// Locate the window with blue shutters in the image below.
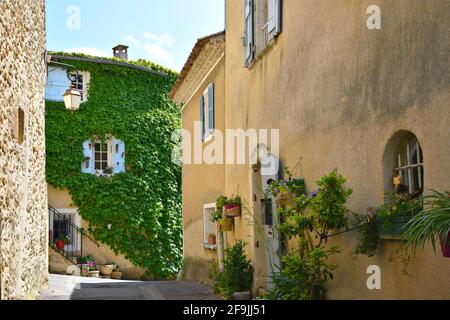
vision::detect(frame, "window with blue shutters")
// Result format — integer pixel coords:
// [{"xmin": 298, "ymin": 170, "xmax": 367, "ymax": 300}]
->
[{"xmin": 82, "ymin": 137, "xmax": 125, "ymax": 175}]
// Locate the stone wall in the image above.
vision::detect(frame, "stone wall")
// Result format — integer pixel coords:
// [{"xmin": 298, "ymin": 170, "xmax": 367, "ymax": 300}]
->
[{"xmin": 0, "ymin": 0, "xmax": 48, "ymax": 300}]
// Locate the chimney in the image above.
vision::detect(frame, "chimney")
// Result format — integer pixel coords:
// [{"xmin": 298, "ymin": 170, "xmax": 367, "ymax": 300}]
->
[{"xmin": 112, "ymin": 45, "xmax": 129, "ymax": 60}]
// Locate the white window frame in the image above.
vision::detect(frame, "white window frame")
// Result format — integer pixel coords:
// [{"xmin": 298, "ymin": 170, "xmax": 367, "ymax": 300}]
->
[
  {"xmin": 70, "ymin": 71, "xmax": 90, "ymax": 102},
  {"xmin": 203, "ymin": 203, "xmax": 218, "ymax": 250},
  {"xmin": 92, "ymin": 139, "xmax": 115, "ymax": 175},
  {"xmin": 395, "ymin": 138, "xmax": 424, "ymax": 195}
]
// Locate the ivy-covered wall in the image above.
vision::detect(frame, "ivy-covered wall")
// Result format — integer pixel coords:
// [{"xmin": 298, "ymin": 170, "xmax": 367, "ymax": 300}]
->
[{"xmin": 45, "ymin": 55, "xmax": 182, "ymax": 278}]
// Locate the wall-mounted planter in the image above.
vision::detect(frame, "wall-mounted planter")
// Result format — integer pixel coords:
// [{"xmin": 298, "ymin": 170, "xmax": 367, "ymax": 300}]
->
[
  {"xmin": 441, "ymin": 231, "xmax": 450, "ymax": 258},
  {"xmin": 220, "ymin": 218, "xmax": 233, "ymax": 232},
  {"xmin": 376, "ymin": 216, "xmax": 412, "ymax": 240},
  {"xmin": 225, "ymin": 204, "xmax": 242, "ymax": 218}
]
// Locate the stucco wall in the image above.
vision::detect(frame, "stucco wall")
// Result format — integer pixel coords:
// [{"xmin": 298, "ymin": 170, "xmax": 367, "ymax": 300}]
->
[
  {"xmin": 0, "ymin": 0, "xmax": 48, "ymax": 300},
  {"xmin": 182, "ymin": 58, "xmax": 226, "ymax": 284},
  {"xmin": 223, "ymin": 0, "xmax": 450, "ymax": 299}
]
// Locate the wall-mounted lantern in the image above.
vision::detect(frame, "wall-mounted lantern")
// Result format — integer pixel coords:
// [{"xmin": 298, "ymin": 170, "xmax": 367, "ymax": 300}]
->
[{"xmin": 64, "ymin": 84, "xmax": 82, "ymax": 111}]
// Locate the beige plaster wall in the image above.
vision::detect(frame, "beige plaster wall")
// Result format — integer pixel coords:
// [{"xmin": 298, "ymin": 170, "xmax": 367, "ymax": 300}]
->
[
  {"xmin": 223, "ymin": 0, "xmax": 450, "ymax": 299},
  {"xmin": 181, "ymin": 58, "xmax": 226, "ymax": 284},
  {"xmin": 0, "ymin": 0, "xmax": 48, "ymax": 300}
]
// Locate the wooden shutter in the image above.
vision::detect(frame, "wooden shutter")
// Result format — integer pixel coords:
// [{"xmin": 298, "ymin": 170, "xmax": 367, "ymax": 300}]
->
[
  {"xmin": 268, "ymin": 0, "xmax": 282, "ymax": 38},
  {"xmin": 244, "ymin": 0, "xmax": 254, "ymax": 64},
  {"xmin": 113, "ymin": 139, "xmax": 126, "ymax": 174},
  {"xmin": 208, "ymin": 83, "xmax": 215, "ymax": 133},
  {"xmin": 200, "ymin": 95, "xmax": 205, "ymax": 140},
  {"xmin": 81, "ymin": 140, "xmax": 94, "ymax": 174}
]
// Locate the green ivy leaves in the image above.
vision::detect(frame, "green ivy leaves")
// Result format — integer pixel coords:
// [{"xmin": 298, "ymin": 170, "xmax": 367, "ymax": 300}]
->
[{"xmin": 46, "ymin": 58, "xmax": 182, "ymax": 278}]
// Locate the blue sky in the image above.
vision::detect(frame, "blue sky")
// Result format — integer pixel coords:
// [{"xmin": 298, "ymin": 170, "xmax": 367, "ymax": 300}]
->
[{"xmin": 46, "ymin": 0, "xmax": 225, "ymax": 71}]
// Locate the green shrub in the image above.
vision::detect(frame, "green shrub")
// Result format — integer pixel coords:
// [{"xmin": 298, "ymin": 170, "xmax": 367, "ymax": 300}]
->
[{"xmin": 214, "ymin": 241, "xmax": 254, "ymax": 299}]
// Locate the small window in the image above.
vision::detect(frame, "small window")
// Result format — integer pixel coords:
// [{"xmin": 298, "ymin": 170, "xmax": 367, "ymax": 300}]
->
[
  {"xmin": 94, "ymin": 142, "xmax": 108, "ymax": 171},
  {"xmin": 17, "ymin": 108, "xmax": 25, "ymax": 145},
  {"xmin": 393, "ymin": 135, "xmax": 424, "ymax": 196},
  {"xmin": 82, "ymin": 137, "xmax": 126, "ymax": 175},
  {"xmin": 203, "ymin": 203, "xmax": 217, "ymax": 249},
  {"xmin": 200, "ymin": 83, "xmax": 215, "ymax": 141},
  {"xmin": 70, "ymin": 72, "xmax": 89, "ymax": 102}
]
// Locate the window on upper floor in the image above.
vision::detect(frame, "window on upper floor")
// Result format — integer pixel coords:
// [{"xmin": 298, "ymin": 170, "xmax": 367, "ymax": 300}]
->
[
  {"xmin": 244, "ymin": 0, "xmax": 282, "ymax": 67},
  {"xmin": 82, "ymin": 137, "xmax": 126, "ymax": 175},
  {"xmin": 70, "ymin": 72, "xmax": 89, "ymax": 102},
  {"xmin": 200, "ymin": 83, "xmax": 215, "ymax": 141},
  {"xmin": 45, "ymin": 68, "xmax": 90, "ymax": 102}
]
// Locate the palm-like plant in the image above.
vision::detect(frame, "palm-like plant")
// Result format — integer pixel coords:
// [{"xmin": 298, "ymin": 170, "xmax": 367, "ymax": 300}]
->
[{"xmin": 403, "ymin": 190, "xmax": 450, "ymax": 256}]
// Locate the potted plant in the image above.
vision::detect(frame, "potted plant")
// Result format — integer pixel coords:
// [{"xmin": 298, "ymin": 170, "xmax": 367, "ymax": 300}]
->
[
  {"xmin": 403, "ymin": 190, "xmax": 450, "ymax": 258},
  {"xmin": 224, "ymin": 197, "xmax": 242, "ymax": 218},
  {"xmin": 55, "ymin": 235, "xmax": 69, "ymax": 251},
  {"xmin": 215, "ymin": 195, "xmax": 242, "ymax": 218},
  {"xmin": 208, "ymin": 233, "xmax": 217, "ymax": 245},
  {"xmin": 213, "ymin": 241, "xmax": 254, "ymax": 300},
  {"xmin": 267, "ymin": 169, "xmax": 305, "ymax": 206},
  {"xmin": 375, "ymin": 192, "xmax": 420, "ymax": 240}
]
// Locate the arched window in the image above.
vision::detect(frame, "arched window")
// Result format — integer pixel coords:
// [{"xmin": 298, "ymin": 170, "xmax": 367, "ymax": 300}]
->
[{"xmin": 384, "ymin": 131, "xmax": 424, "ymax": 197}]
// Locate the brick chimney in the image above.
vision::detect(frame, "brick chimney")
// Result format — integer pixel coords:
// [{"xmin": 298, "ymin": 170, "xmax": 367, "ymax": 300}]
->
[{"xmin": 112, "ymin": 45, "xmax": 129, "ymax": 60}]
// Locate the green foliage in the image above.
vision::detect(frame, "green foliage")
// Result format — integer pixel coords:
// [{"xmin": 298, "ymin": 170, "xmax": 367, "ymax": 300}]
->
[
  {"xmin": 46, "ymin": 57, "xmax": 182, "ymax": 278},
  {"xmin": 267, "ymin": 170, "xmax": 351, "ymax": 300},
  {"xmin": 211, "ymin": 195, "xmax": 242, "ymax": 222},
  {"xmin": 376, "ymin": 192, "xmax": 421, "ymax": 220},
  {"xmin": 213, "ymin": 241, "xmax": 254, "ymax": 299},
  {"xmin": 352, "ymin": 213, "xmax": 380, "ymax": 257},
  {"xmin": 309, "ymin": 170, "xmax": 353, "ymax": 231},
  {"xmin": 266, "ymin": 168, "xmax": 305, "ymax": 198},
  {"xmin": 268, "ymin": 246, "xmax": 340, "ymax": 300},
  {"xmin": 403, "ymin": 190, "xmax": 450, "ymax": 256}
]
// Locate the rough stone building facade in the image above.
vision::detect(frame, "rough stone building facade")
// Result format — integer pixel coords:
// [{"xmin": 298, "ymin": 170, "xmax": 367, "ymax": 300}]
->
[{"xmin": 0, "ymin": 0, "xmax": 48, "ymax": 299}]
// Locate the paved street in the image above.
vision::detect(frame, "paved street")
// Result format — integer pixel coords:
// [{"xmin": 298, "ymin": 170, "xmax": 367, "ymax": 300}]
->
[{"xmin": 38, "ymin": 274, "xmax": 221, "ymax": 300}]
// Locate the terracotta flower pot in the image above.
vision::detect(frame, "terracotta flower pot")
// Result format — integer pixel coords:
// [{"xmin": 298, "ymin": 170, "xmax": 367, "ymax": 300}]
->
[
  {"xmin": 208, "ymin": 234, "xmax": 217, "ymax": 245},
  {"xmin": 220, "ymin": 218, "xmax": 233, "ymax": 232},
  {"xmin": 55, "ymin": 240, "xmax": 65, "ymax": 251},
  {"xmin": 441, "ymin": 231, "xmax": 450, "ymax": 258},
  {"xmin": 111, "ymin": 271, "xmax": 123, "ymax": 280},
  {"xmin": 225, "ymin": 204, "xmax": 242, "ymax": 218}
]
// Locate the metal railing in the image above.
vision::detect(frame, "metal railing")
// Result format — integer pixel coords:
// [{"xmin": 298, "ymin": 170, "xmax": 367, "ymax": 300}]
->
[{"xmin": 48, "ymin": 206, "xmax": 99, "ymax": 264}]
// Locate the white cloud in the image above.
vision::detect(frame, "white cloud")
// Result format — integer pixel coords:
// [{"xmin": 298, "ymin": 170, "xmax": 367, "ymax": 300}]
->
[
  {"xmin": 142, "ymin": 32, "xmax": 174, "ymax": 47},
  {"xmin": 124, "ymin": 32, "xmax": 176, "ymax": 68},
  {"xmin": 64, "ymin": 47, "xmax": 108, "ymax": 57},
  {"xmin": 144, "ymin": 44, "xmax": 175, "ymax": 67},
  {"xmin": 125, "ymin": 35, "xmax": 142, "ymax": 48}
]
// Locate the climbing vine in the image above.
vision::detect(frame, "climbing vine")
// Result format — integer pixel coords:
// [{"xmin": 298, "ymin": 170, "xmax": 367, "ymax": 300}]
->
[{"xmin": 45, "ymin": 54, "xmax": 182, "ymax": 278}]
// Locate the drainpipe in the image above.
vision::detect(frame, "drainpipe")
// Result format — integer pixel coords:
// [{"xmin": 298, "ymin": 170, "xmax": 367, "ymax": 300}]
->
[{"xmin": 217, "ymin": 230, "xmax": 225, "ymax": 271}]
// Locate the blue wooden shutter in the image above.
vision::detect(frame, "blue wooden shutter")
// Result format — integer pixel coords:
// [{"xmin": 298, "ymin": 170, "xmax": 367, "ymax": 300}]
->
[
  {"xmin": 81, "ymin": 140, "xmax": 94, "ymax": 174},
  {"xmin": 208, "ymin": 83, "xmax": 215, "ymax": 133},
  {"xmin": 200, "ymin": 95, "xmax": 205, "ymax": 140},
  {"xmin": 113, "ymin": 139, "xmax": 126, "ymax": 174}
]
